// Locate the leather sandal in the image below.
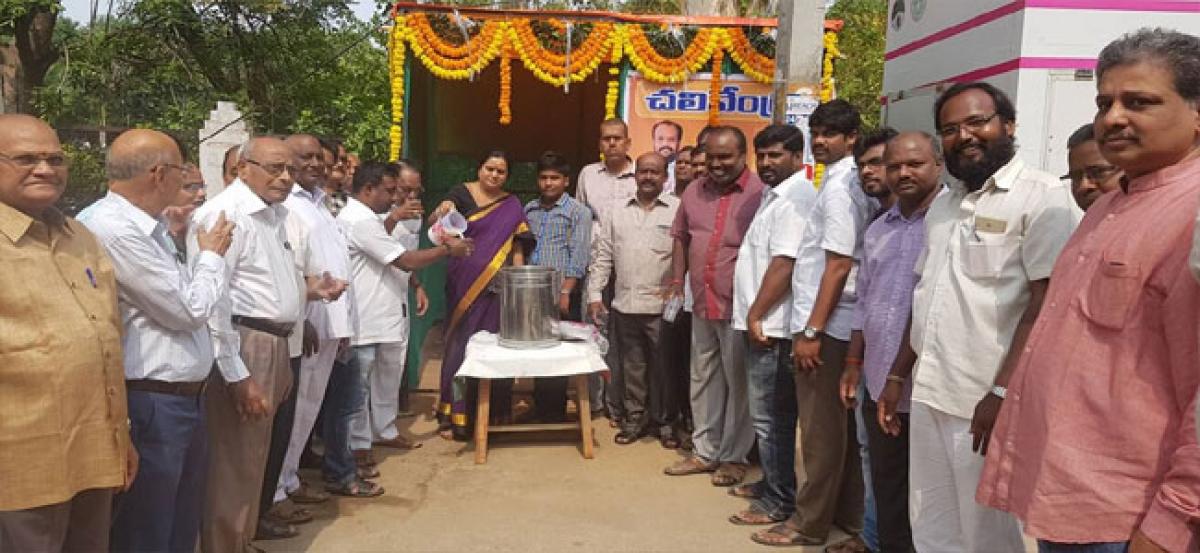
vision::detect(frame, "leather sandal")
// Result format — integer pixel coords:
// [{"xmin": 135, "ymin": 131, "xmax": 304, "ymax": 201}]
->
[{"xmin": 663, "ymin": 456, "xmax": 719, "ymax": 476}]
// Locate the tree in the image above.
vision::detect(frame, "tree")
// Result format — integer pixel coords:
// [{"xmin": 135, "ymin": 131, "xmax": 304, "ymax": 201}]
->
[
  {"xmin": 827, "ymin": 0, "xmax": 886, "ymax": 129},
  {"xmin": 0, "ymin": 0, "xmax": 62, "ymax": 113}
]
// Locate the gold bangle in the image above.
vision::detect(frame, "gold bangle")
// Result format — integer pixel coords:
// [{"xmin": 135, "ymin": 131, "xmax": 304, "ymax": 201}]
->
[{"xmin": 885, "ymin": 375, "xmax": 906, "ymax": 384}]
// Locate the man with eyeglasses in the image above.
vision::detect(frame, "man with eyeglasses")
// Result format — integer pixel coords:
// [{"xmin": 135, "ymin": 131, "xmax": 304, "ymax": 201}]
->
[
  {"xmin": 74, "ymin": 129, "xmax": 235, "ymax": 553},
  {"xmin": 876, "ymin": 82, "xmax": 1079, "ymax": 552},
  {"xmin": 0, "ymin": 115, "xmax": 137, "ymax": 551},
  {"xmin": 1062, "ymin": 123, "xmax": 1123, "ymax": 211},
  {"xmin": 189, "ymin": 136, "xmax": 306, "ymax": 553}
]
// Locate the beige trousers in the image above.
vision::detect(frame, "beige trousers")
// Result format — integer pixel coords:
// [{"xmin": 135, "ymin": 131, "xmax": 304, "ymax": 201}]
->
[{"xmin": 201, "ymin": 327, "xmax": 292, "ymax": 553}]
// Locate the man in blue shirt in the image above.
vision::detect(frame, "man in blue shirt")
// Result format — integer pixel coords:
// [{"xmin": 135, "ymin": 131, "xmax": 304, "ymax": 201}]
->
[{"xmin": 525, "ymin": 151, "xmax": 592, "ymax": 422}]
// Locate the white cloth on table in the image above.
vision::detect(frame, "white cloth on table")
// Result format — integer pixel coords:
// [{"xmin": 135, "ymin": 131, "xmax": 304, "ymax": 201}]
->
[{"xmin": 456, "ymin": 332, "xmax": 608, "ymax": 379}]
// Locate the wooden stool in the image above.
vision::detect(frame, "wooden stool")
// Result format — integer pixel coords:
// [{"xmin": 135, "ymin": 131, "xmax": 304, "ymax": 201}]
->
[{"xmin": 473, "ymin": 374, "xmax": 596, "ymax": 464}]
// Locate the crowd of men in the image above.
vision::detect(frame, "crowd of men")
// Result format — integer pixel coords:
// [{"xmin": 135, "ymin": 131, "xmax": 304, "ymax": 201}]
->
[{"xmin": 0, "ymin": 26, "xmax": 1197, "ymax": 553}]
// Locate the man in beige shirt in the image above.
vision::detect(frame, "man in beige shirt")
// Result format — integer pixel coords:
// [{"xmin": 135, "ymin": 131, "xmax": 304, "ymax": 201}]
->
[
  {"xmin": 0, "ymin": 114, "xmax": 136, "ymax": 551},
  {"xmin": 587, "ymin": 153, "xmax": 678, "ymax": 444}
]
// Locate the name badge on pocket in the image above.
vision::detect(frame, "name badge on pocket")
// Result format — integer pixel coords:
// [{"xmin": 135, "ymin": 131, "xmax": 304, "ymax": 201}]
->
[{"xmin": 974, "ymin": 216, "xmax": 1007, "ymax": 234}]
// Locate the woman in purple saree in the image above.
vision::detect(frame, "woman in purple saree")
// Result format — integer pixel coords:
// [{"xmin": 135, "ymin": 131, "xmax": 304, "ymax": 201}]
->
[{"xmin": 430, "ymin": 151, "xmax": 534, "ymax": 440}]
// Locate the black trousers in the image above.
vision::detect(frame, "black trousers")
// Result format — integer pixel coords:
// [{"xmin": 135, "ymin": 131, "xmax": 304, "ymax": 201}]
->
[
  {"xmin": 862, "ymin": 397, "xmax": 915, "ymax": 553},
  {"xmin": 608, "ymin": 310, "xmax": 665, "ymax": 432},
  {"xmin": 532, "ymin": 289, "xmax": 583, "ymax": 422},
  {"xmin": 650, "ymin": 311, "xmax": 692, "ymax": 431},
  {"xmin": 259, "ymin": 357, "xmax": 300, "ymax": 515}
]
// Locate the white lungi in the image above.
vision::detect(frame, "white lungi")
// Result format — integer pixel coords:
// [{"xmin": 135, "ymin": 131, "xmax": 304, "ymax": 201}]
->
[
  {"xmin": 274, "ymin": 339, "xmax": 339, "ymax": 502},
  {"xmin": 909, "ymin": 401, "xmax": 1025, "ymax": 553}
]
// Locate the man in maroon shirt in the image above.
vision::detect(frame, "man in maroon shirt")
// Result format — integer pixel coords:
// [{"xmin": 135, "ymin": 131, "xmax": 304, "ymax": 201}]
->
[{"xmin": 664, "ymin": 126, "xmax": 764, "ymax": 487}]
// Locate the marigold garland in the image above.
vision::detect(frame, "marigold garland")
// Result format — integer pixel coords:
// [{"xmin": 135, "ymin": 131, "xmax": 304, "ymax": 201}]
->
[
  {"xmin": 726, "ymin": 27, "xmax": 775, "ymax": 84},
  {"xmin": 499, "ymin": 44, "xmax": 513, "ymax": 125},
  {"xmin": 623, "ymin": 25, "xmax": 718, "ymax": 83},
  {"xmin": 389, "ymin": 18, "xmax": 406, "ymax": 160},
  {"xmin": 406, "ymin": 14, "xmax": 504, "ymax": 80},
  {"xmin": 507, "ymin": 19, "xmax": 613, "ymax": 87},
  {"xmin": 708, "ymin": 47, "xmax": 724, "ymax": 125},
  {"xmin": 813, "ymin": 30, "xmax": 841, "ymax": 187}
]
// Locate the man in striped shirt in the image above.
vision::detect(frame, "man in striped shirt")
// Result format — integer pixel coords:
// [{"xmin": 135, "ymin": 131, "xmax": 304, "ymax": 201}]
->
[{"xmin": 525, "ymin": 151, "xmax": 592, "ymax": 422}]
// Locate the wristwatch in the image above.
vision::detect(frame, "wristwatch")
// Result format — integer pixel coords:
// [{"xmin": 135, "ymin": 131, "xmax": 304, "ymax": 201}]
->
[
  {"xmin": 800, "ymin": 326, "xmax": 823, "ymax": 340},
  {"xmin": 990, "ymin": 385, "xmax": 1008, "ymax": 399}
]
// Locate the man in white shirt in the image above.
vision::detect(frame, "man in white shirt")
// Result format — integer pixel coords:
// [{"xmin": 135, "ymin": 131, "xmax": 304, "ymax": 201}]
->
[
  {"xmin": 755, "ymin": 100, "xmax": 875, "ymax": 547},
  {"xmin": 189, "ymin": 136, "xmax": 304, "ymax": 553},
  {"xmin": 878, "ymin": 82, "xmax": 1079, "ymax": 552},
  {"xmin": 325, "ymin": 161, "xmax": 470, "ymax": 496},
  {"xmin": 727, "ymin": 125, "xmax": 816, "ymax": 527},
  {"xmin": 78, "ymin": 129, "xmax": 234, "ymax": 553}
]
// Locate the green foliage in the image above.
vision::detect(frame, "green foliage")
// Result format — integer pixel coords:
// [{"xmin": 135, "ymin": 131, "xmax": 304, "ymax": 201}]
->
[
  {"xmin": 59, "ymin": 143, "xmax": 106, "ymax": 215},
  {"xmin": 0, "ymin": 0, "xmax": 60, "ymax": 32},
  {"xmin": 828, "ymin": 0, "xmax": 886, "ymax": 129}
]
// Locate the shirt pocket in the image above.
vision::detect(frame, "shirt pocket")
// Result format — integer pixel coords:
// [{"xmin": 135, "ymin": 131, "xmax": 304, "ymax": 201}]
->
[
  {"xmin": 960, "ymin": 230, "xmax": 1018, "ymax": 280},
  {"xmin": 1081, "ymin": 256, "xmax": 1141, "ymax": 330},
  {"xmin": 649, "ymin": 224, "xmax": 674, "ymax": 256},
  {"xmin": 0, "ymin": 256, "xmax": 51, "ymax": 352}
]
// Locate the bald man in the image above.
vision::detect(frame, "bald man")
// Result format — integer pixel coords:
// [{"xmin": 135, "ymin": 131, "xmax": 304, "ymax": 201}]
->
[
  {"xmin": 189, "ymin": 136, "xmax": 305, "ymax": 553},
  {"xmin": 76, "ymin": 129, "xmax": 235, "ymax": 553},
  {"xmin": 0, "ymin": 115, "xmax": 135, "ymax": 551}
]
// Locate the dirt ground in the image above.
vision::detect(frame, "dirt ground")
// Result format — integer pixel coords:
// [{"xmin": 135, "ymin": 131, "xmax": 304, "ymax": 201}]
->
[{"xmin": 256, "ymin": 328, "xmax": 855, "ymax": 553}]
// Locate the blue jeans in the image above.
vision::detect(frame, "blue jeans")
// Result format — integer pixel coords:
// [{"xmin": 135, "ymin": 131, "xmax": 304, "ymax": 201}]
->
[
  {"xmin": 111, "ymin": 390, "xmax": 207, "ymax": 553},
  {"xmin": 1039, "ymin": 541, "xmax": 1129, "ymax": 552},
  {"xmin": 856, "ymin": 383, "xmax": 879, "ymax": 551},
  {"xmin": 322, "ymin": 354, "xmax": 365, "ymax": 486},
  {"xmin": 745, "ymin": 338, "xmax": 797, "ymax": 518}
]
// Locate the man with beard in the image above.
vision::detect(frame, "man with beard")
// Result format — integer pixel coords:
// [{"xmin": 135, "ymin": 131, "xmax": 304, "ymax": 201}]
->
[
  {"xmin": 664, "ymin": 126, "xmax": 763, "ymax": 486},
  {"xmin": 978, "ymin": 29, "xmax": 1200, "ymax": 553},
  {"xmin": 855, "ymin": 127, "xmax": 900, "ymax": 217},
  {"xmin": 754, "ymin": 99, "xmax": 875, "ymax": 549},
  {"xmin": 877, "ymin": 82, "xmax": 1079, "ymax": 552},
  {"xmin": 1062, "ymin": 123, "xmax": 1123, "ymax": 211},
  {"xmin": 727, "ymin": 124, "xmax": 816, "ymax": 527},
  {"xmin": 586, "ymin": 153, "xmax": 677, "ymax": 444},
  {"xmin": 841, "ymin": 132, "xmax": 944, "ymax": 553}
]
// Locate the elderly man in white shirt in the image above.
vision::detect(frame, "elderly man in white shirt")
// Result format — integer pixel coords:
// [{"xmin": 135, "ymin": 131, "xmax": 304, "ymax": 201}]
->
[
  {"xmin": 188, "ymin": 136, "xmax": 304, "ymax": 553},
  {"xmin": 727, "ymin": 124, "xmax": 817, "ymax": 528},
  {"xmin": 78, "ymin": 129, "xmax": 234, "ymax": 553},
  {"xmin": 325, "ymin": 161, "xmax": 470, "ymax": 497}
]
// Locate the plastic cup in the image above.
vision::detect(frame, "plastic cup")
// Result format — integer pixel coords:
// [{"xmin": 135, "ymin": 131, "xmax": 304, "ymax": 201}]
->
[{"xmin": 428, "ymin": 210, "xmax": 468, "ymax": 245}]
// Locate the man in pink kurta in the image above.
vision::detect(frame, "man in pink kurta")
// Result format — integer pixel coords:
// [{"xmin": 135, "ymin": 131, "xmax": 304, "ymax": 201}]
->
[{"xmin": 977, "ymin": 29, "xmax": 1200, "ymax": 553}]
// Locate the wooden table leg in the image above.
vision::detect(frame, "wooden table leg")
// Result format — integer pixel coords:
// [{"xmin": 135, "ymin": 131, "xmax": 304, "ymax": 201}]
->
[
  {"xmin": 575, "ymin": 374, "xmax": 594, "ymax": 459},
  {"xmin": 474, "ymin": 379, "xmax": 491, "ymax": 464}
]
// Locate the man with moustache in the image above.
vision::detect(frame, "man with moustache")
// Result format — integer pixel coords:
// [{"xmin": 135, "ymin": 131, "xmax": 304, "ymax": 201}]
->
[
  {"xmin": 878, "ymin": 82, "xmax": 1079, "ymax": 552},
  {"xmin": 754, "ymin": 99, "xmax": 875, "ymax": 548},
  {"xmin": 1062, "ymin": 123, "xmax": 1124, "ymax": 211},
  {"xmin": 727, "ymin": 124, "xmax": 816, "ymax": 527},
  {"xmin": 77, "ymin": 130, "xmax": 234, "ymax": 553},
  {"xmin": 979, "ymin": 28, "xmax": 1200, "ymax": 553},
  {"xmin": 587, "ymin": 153, "xmax": 678, "ymax": 444},
  {"xmin": 653, "ymin": 120, "xmax": 683, "ymax": 193},
  {"xmin": 855, "ymin": 127, "xmax": 900, "ymax": 216},
  {"xmin": 191, "ymin": 136, "xmax": 305, "ymax": 553},
  {"xmin": 675, "ymin": 146, "xmax": 696, "ymax": 194},
  {"xmin": 841, "ymin": 132, "xmax": 944, "ymax": 553},
  {"xmin": 664, "ymin": 126, "xmax": 763, "ymax": 486},
  {"xmin": 0, "ymin": 115, "xmax": 136, "ymax": 552}
]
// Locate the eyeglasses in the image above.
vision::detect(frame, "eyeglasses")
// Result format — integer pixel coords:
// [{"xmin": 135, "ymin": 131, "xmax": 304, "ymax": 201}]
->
[
  {"xmin": 1061, "ymin": 165, "xmax": 1120, "ymax": 185},
  {"xmin": 937, "ymin": 113, "xmax": 999, "ymax": 138},
  {"xmin": 0, "ymin": 152, "xmax": 67, "ymax": 168},
  {"xmin": 182, "ymin": 182, "xmax": 205, "ymax": 192},
  {"xmin": 156, "ymin": 163, "xmax": 187, "ymax": 174},
  {"xmin": 244, "ymin": 159, "xmax": 297, "ymax": 178}
]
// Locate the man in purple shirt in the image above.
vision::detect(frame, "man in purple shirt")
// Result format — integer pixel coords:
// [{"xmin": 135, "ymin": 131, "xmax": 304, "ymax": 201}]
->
[
  {"xmin": 840, "ymin": 132, "xmax": 942, "ymax": 553},
  {"xmin": 664, "ymin": 126, "xmax": 764, "ymax": 486}
]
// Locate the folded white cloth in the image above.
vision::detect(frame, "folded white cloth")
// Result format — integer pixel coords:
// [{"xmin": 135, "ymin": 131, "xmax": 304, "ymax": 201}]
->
[{"xmin": 456, "ymin": 331, "xmax": 608, "ymax": 379}]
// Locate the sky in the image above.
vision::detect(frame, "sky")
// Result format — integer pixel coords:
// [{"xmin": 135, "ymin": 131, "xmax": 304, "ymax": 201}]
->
[{"xmin": 59, "ymin": 0, "xmax": 382, "ymax": 25}]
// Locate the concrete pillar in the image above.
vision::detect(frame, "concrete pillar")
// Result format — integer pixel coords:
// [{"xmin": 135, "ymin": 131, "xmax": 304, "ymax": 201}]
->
[
  {"xmin": 773, "ymin": 0, "xmax": 826, "ymax": 123},
  {"xmin": 198, "ymin": 101, "xmax": 250, "ymax": 198}
]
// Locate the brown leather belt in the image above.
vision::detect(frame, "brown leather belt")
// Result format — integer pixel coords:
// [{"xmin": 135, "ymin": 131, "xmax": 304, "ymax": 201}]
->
[
  {"xmin": 126, "ymin": 379, "xmax": 207, "ymax": 397},
  {"xmin": 232, "ymin": 315, "xmax": 294, "ymax": 338}
]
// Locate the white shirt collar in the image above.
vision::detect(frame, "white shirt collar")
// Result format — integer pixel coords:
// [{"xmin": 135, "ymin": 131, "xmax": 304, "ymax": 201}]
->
[{"xmin": 105, "ymin": 190, "xmax": 163, "ymax": 237}]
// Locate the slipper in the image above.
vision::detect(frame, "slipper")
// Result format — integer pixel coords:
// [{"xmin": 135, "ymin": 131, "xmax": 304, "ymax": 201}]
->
[
  {"xmin": 711, "ymin": 462, "xmax": 748, "ymax": 487},
  {"xmin": 663, "ymin": 456, "xmax": 719, "ymax": 476},
  {"xmin": 729, "ymin": 505, "xmax": 787, "ymax": 526},
  {"xmin": 288, "ymin": 483, "xmax": 330, "ymax": 505},
  {"xmin": 824, "ymin": 536, "xmax": 871, "ymax": 553},
  {"xmin": 266, "ymin": 500, "xmax": 314, "ymax": 524},
  {"xmin": 357, "ymin": 465, "xmax": 380, "ymax": 479},
  {"xmin": 614, "ymin": 430, "xmax": 640, "ymax": 445},
  {"xmin": 728, "ymin": 481, "xmax": 763, "ymax": 499},
  {"xmin": 326, "ymin": 477, "xmax": 384, "ymax": 498},
  {"xmin": 659, "ymin": 433, "xmax": 681, "ymax": 449},
  {"xmin": 750, "ymin": 523, "xmax": 825, "ymax": 547},
  {"xmin": 374, "ymin": 436, "xmax": 423, "ymax": 449},
  {"xmin": 253, "ymin": 516, "xmax": 297, "ymax": 540}
]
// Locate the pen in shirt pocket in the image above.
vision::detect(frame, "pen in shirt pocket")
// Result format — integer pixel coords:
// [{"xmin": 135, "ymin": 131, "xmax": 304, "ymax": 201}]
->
[{"xmin": 85, "ymin": 267, "xmax": 98, "ymax": 288}]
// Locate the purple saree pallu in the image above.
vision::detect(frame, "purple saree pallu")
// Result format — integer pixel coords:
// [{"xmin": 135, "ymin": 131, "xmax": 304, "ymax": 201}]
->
[{"xmin": 437, "ymin": 194, "xmax": 530, "ymax": 433}]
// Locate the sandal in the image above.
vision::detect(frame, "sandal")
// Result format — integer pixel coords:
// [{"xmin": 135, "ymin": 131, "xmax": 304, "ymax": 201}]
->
[
  {"xmin": 729, "ymin": 505, "xmax": 787, "ymax": 526},
  {"xmin": 614, "ymin": 430, "xmax": 640, "ymax": 445},
  {"xmin": 663, "ymin": 456, "xmax": 719, "ymax": 476},
  {"xmin": 824, "ymin": 536, "xmax": 871, "ymax": 553},
  {"xmin": 357, "ymin": 465, "xmax": 380, "ymax": 479},
  {"xmin": 374, "ymin": 436, "xmax": 423, "ymax": 449},
  {"xmin": 288, "ymin": 482, "xmax": 330, "ymax": 505},
  {"xmin": 265, "ymin": 500, "xmax": 313, "ymax": 525},
  {"xmin": 750, "ymin": 523, "xmax": 825, "ymax": 547},
  {"xmin": 711, "ymin": 462, "xmax": 748, "ymax": 487},
  {"xmin": 326, "ymin": 477, "xmax": 384, "ymax": 498},
  {"xmin": 727, "ymin": 481, "xmax": 763, "ymax": 499},
  {"xmin": 659, "ymin": 433, "xmax": 681, "ymax": 449}
]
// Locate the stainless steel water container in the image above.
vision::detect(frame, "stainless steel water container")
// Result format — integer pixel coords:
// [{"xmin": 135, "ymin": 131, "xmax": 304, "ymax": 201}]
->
[{"xmin": 498, "ymin": 266, "xmax": 560, "ymax": 349}]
